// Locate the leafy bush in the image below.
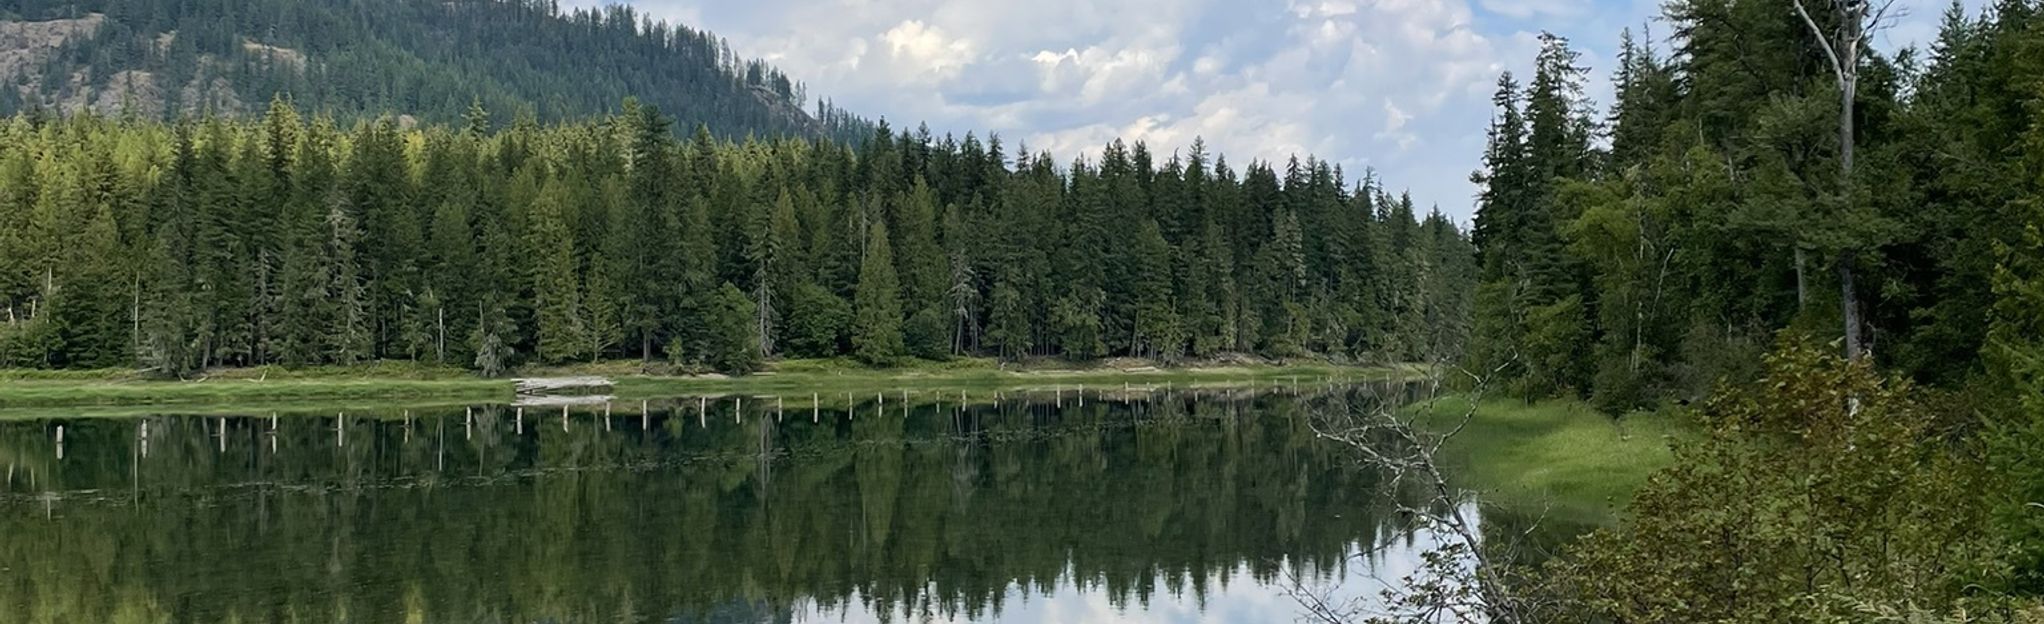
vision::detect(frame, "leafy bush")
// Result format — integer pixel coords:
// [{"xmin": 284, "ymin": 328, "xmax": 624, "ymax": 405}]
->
[
  {"xmin": 782, "ymin": 283, "xmax": 851, "ymax": 359},
  {"xmin": 1536, "ymin": 342, "xmax": 2011, "ymax": 622},
  {"xmin": 701, "ymin": 283, "xmax": 761, "ymax": 375}
]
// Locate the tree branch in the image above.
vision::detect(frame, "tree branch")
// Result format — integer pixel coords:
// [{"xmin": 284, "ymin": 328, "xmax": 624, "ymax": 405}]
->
[{"xmin": 1791, "ymin": 0, "xmax": 1847, "ymax": 80}]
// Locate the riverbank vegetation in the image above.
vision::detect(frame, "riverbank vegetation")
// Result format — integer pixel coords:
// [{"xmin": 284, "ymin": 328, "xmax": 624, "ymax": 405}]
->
[
  {"xmin": 1413, "ymin": 395, "xmax": 1681, "ymax": 523},
  {"xmin": 1446, "ymin": 0, "xmax": 2044, "ymax": 618},
  {"xmin": 0, "ymin": 357, "xmax": 1403, "ymax": 411}
]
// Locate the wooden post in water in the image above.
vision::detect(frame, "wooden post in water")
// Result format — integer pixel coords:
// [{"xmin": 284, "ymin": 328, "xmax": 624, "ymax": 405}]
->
[
  {"xmin": 777, "ymin": 396, "xmax": 784, "ymax": 422},
  {"xmin": 337, "ymin": 413, "xmax": 345, "ymax": 447},
  {"xmin": 54, "ymin": 426, "xmax": 64, "ymax": 460},
  {"xmin": 562, "ymin": 405, "xmax": 570, "ymax": 432},
  {"xmin": 140, "ymin": 420, "xmax": 148, "ymax": 459},
  {"xmin": 699, "ymin": 396, "xmax": 707, "ymax": 428},
  {"xmin": 735, "ymin": 397, "xmax": 743, "ymax": 424},
  {"xmin": 219, "ymin": 417, "xmax": 227, "ymax": 452},
  {"xmin": 813, "ymin": 393, "xmax": 820, "ymax": 423},
  {"xmin": 1078, "ymin": 385, "xmax": 1084, "ymax": 407},
  {"xmin": 516, "ymin": 407, "xmax": 524, "ymax": 434},
  {"xmin": 1056, "ymin": 385, "xmax": 1062, "ymax": 408},
  {"xmin": 641, "ymin": 400, "xmax": 649, "ymax": 430}
]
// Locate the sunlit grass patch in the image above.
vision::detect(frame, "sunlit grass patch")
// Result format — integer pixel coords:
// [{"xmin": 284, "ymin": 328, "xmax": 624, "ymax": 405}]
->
[{"xmin": 1411, "ymin": 395, "xmax": 1688, "ymax": 523}]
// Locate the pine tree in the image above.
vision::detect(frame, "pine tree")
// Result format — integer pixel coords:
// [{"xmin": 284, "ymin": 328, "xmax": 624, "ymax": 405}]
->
[
  {"xmin": 1130, "ymin": 219, "xmax": 1180, "ymax": 358},
  {"xmin": 323, "ymin": 194, "xmax": 371, "ymax": 365},
  {"xmin": 527, "ymin": 179, "xmax": 585, "ymax": 363},
  {"xmin": 50, "ymin": 205, "xmax": 127, "ymax": 368},
  {"xmin": 853, "ymin": 221, "xmax": 904, "ymax": 364}
]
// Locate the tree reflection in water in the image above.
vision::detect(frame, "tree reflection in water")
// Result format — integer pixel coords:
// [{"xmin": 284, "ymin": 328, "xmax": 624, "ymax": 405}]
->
[{"xmin": 0, "ymin": 385, "xmax": 1540, "ymax": 623}]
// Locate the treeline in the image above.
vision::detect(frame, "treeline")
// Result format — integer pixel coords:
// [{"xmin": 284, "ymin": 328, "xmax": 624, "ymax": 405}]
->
[
  {"xmin": 0, "ymin": 0, "xmax": 873, "ymax": 143},
  {"xmin": 0, "ymin": 98, "xmax": 1474, "ymax": 375},
  {"xmin": 1467, "ymin": 1, "xmax": 2044, "ymax": 412}
]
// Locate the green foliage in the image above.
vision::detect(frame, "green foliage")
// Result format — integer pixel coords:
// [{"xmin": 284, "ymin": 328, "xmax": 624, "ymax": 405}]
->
[
  {"xmin": 0, "ymin": 99, "xmax": 1468, "ymax": 377},
  {"xmin": 1538, "ymin": 343, "xmax": 2007, "ymax": 622},
  {"xmin": 853, "ymin": 222, "xmax": 905, "ymax": 365},
  {"xmin": 701, "ymin": 282, "xmax": 761, "ymax": 374},
  {"xmin": 1989, "ymin": 196, "xmax": 2044, "ymax": 593},
  {"xmin": 527, "ymin": 179, "xmax": 586, "ymax": 364},
  {"xmin": 1516, "ymin": 294, "xmax": 1590, "ymax": 398},
  {"xmin": 1468, "ymin": 0, "xmax": 2044, "ymax": 408},
  {"xmin": 782, "ymin": 282, "xmax": 851, "ymax": 359},
  {"xmin": 903, "ymin": 306, "xmax": 950, "ymax": 361}
]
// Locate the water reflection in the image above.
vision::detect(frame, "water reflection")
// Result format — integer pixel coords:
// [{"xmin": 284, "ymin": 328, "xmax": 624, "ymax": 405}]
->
[{"xmin": 0, "ymin": 384, "xmax": 1474, "ymax": 623}]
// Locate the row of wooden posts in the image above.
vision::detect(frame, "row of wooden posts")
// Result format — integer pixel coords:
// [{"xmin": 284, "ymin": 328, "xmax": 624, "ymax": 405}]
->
[{"xmin": 48, "ymin": 375, "xmax": 1364, "ymax": 458}]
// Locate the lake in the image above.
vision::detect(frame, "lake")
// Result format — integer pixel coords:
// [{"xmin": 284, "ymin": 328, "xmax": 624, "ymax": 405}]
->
[{"xmin": 0, "ymin": 384, "xmax": 1542, "ymax": 623}]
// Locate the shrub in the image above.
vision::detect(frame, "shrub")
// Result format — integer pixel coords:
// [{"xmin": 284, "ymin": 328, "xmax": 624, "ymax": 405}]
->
[{"xmin": 1536, "ymin": 342, "xmax": 2008, "ymax": 622}]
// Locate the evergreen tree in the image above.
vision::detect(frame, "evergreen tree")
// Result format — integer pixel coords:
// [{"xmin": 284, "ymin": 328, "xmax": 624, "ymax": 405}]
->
[
  {"xmin": 853, "ymin": 221, "xmax": 904, "ymax": 364},
  {"xmin": 526, "ymin": 178, "xmax": 585, "ymax": 363},
  {"xmin": 322, "ymin": 194, "xmax": 371, "ymax": 365}
]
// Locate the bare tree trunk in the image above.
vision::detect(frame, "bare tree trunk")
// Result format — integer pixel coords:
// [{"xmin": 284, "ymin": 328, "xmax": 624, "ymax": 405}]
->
[
  {"xmin": 1794, "ymin": 0, "xmax": 1877, "ymax": 362},
  {"xmin": 1839, "ymin": 250, "xmax": 1864, "ymax": 359},
  {"xmin": 1795, "ymin": 246, "xmax": 1809, "ymax": 309},
  {"xmin": 1836, "ymin": 27, "xmax": 1864, "ymax": 361}
]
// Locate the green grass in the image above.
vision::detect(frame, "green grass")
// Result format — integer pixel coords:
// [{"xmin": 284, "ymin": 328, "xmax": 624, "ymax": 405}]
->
[
  {"xmin": 1411, "ymin": 395, "xmax": 1689, "ymax": 523},
  {"xmin": 0, "ymin": 358, "xmax": 1413, "ymax": 412},
  {"xmin": 614, "ymin": 358, "xmax": 1410, "ymax": 397},
  {"xmin": 0, "ymin": 378, "xmax": 512, "ymax": 408}
]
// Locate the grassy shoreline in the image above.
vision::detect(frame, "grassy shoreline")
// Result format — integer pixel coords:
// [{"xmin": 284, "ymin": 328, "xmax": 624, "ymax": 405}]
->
[
  {"xmin": 0, "ymin": 357, "xmax": 1413, "ymax": 413},
  {"xmin": 1410, "ymin": 395, "xmax": 1687, "ymax": 523}
]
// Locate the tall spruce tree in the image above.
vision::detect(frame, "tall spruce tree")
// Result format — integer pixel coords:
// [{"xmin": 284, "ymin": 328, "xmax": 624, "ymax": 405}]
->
[{"xmin": 853, "ymin": 221, "xmax": 904, "ymax": 364}]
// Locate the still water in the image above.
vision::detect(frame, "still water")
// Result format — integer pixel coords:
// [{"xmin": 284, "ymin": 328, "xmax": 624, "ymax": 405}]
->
[{"xmin": 0, "ymin": 385, "xmax": 1500, "ymax": 623}]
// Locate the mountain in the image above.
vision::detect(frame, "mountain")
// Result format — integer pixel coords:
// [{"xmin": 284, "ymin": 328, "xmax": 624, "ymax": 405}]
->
[{"xmin": 0, "ymin": 0, "xmax": 874, "ymax": 141}]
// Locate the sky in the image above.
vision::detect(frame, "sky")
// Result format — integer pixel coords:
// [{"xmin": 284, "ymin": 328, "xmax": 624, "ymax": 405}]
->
[{"xmin": 565, "ymin": 0, "xmax": 1976, "ymax": 225}]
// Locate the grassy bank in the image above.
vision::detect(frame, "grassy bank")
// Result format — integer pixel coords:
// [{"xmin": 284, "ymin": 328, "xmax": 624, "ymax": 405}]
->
[
  {"xmin": 0, "ymin": 357, "xmax": 1410, "ymax": 414},
  {"xmin": 1411, "ymin": 395, "xmax": 1687, "ymax": 523},
  {"xmin": 610, "ymin": 357, "xmax": 1410, "ymax": 397}
]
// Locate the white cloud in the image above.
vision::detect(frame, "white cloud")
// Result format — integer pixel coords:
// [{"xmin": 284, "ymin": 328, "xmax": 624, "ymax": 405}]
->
[
  {"xmin": 1478, "ymin": 0, "xmax": 1588, "ymax": 19},
  {"xmin": 565, "ymin": 0, "xmax": 1964, "ymax": 224},
  {"xmin": 877, "ymin": 20, "xmax": 975, "ymax": 83}
]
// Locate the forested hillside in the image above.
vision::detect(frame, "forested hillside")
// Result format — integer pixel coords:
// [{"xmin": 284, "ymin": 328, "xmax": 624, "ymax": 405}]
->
[
  {"xmin": 1468, "ymin": 5, "xmax": 2044, "ymax": 412},
  {"xmin": 0, "ymin": 99, "xmax": 1473, "ymax": 375},
  {"xmin": 0, "ymin": 0, "xmax": 873, "ymax": 143}
]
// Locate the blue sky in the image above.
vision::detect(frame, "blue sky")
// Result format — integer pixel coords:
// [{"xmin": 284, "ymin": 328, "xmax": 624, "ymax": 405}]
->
[{"xmin": 566, "ymin": 0, "xmax": 1974, "ymax": 224}]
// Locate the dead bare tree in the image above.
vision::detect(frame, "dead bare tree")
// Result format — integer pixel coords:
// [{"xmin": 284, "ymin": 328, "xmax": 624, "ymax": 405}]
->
[
  {"xmin": 1790, "ymin": 0, "xmax": 1901, "ymax": 363},
  {"xmin": 1287, "ymin": 357, "xmax": 1555, "ymax": 623}
]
